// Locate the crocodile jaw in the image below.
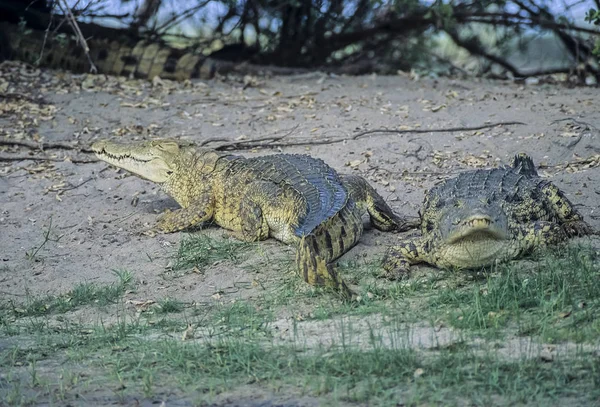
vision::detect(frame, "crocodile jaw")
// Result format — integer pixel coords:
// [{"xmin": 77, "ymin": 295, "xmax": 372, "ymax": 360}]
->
[
  {"xmin": 436, "ymin": 214, "xmax": 511, "ymax": 268},
  {"xmin": 445, "ymin": 215, "xmax": 507, "ymax": 244},
  {"xmin": 439, "ymin": 233, "xmax": 514, "ymax": 269},
  {"xmin": 92, "ymin": 140, "xmax": 176, "ymax": 183}
]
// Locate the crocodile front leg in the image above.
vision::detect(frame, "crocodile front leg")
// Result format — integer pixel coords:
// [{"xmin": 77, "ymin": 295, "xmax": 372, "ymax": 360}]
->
[
  {"xmin": 155, "ymin": 193, "xmax": 214, "ymax": 233},
  {"xmin": 382, "ymin": 238, "xmax": 428, "ymax": 279},
  {"xmin": 512, "ymin": 220, "xmax": 567, "ymax": 255}
]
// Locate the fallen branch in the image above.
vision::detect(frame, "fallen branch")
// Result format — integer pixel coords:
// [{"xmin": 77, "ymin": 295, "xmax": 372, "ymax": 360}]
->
[
  {"xmin": 349, "ymin": 121, "xmax": 526, "ymax": 140},
  {"xmin": 0, "ymin": 121, "xmax": 525, "ymax": 157},
  {"xmin": 0, "ymin": 139, "xmax": 93, "ymax": 153},
  {"xmin": 207, "ymin": 121, "xmax": 526, "ymax": 150},
  {"xmin": 0, "ymin": 154, "xmax": 97, "ymax": 163}
]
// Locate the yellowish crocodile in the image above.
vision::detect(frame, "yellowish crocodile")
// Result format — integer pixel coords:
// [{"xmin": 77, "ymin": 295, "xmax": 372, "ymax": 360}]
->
[{"xmin": 93, "ymin": 139, "xmax": 416, "ymax": 297}]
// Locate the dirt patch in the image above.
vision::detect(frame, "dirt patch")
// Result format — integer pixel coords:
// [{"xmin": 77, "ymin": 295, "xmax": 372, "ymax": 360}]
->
[
  {"xmin": 1, "ymin": 63, "xmax": 599, "ymax": 405},
  {"xmin": 2, "ymin": 65, "xmax": 598, "ymax": 304}
]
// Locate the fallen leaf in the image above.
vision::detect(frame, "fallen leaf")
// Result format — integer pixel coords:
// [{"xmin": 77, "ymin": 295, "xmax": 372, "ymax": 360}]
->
[{"xmin": 181, "ymin": 324, "xmax": 195, "ymax": 341}]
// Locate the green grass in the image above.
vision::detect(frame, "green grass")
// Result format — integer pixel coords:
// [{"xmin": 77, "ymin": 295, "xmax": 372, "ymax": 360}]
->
[
  {"xmin": 430, "ymin": 245, "xmax": 600, "ymax": 342},
  {"xmin": 1, "ymin": 318, "xmax": 598, "ymax": 406},
  {"xmin": 173, "ymin": 233, "xmax": 255, "ymax": 271},
  {"xmin": 155, "ymin": 298, "xmax": 185, "ymax": 314},
  {"xmin": 2, "ymin": 244, "xmax": 599, "ymax": 405},
  {"xmin": 0, "ymin": 269, "xmax": 133, "ymax": 319}
]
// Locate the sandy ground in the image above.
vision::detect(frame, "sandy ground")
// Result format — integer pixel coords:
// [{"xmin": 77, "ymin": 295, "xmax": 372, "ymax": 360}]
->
[{"xmin": 1, "ymin": 62, "xmax": 599, "ymax": 307}]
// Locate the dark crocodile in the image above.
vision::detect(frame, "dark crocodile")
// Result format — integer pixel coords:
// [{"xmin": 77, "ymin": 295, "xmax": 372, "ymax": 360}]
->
[{"xmin": 383, "ymin": 153, "xmax": 595, "ymax": 275}]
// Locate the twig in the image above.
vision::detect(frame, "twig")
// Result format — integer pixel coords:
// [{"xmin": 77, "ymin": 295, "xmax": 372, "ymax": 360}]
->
[
  {"xmin": 0, "ymin": 291, "xmax": 26, "ymax": 297},
  {"xmin": 350, "ymin": 121, "xmax": 526, "ymax": 140},
  {"xmin": 0, "ymin": 93, "xmax": 48, "ymax": 104},
  {"xmin": 60, "ymin": 177, "xmax": 94, "ymax": 191},
  {"xmin": 56, "ymin": 0, "xmax": 98, "ymax": 73},
  {"xmin": 551, "ymin": 118, "xmax": 598, "ymax": 131},
  {"xmin": 35, "ymin": 6, "xmax": 55, "ymax": 66},
  {"xmin": 203, "ymin": 125, "xmax": 300, "ymax": 150},
  {"xmin": 0, "ymin": 154, "xmax": 98, "ymax": 163},
  {"xmin": 0, "ymin": 139, "xmax": 93, "ymax": 153},
  {"xmin": 209, "ymin": 121, "xmax": 526, "ymax": 150},
  {"xmin": 538, "ymin": 157, "xmax": 600, "ymax": 170},
  {"xmin": 27, "ymin": 216, "xmax": 57, "ymax": 259}
]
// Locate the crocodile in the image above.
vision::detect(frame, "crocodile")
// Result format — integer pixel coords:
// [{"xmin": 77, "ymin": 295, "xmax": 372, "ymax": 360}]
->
[
  {"xmin": 92, "ymin": 139, "xmax": 416, "ymax": 297},
  {"xmin": 1, "ymin": 22, "xmax": 219, "ymax": 80},
  {"xmin": 382, "ymin": 153, "xmax": 594, "ymax": 276}
]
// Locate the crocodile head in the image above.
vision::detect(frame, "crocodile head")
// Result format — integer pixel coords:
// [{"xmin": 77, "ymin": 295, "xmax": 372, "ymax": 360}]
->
[
  {"xmin": 436, "ymin": 199, "xmax": 510, "ymax": 267},
  {"xmin": 440, "ymin": 203, "xmax": 508, "ymax": 243},
  {"xmin": 92, "ymin": 139, "xmax": 193, "ymax": 183}
]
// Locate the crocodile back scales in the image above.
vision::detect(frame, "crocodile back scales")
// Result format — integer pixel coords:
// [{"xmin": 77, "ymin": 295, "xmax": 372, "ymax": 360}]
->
[
  {"xmin": 228, "ymin": 154, "xmax": 349, "ymax": 237},
  {"xmin": 424, "ymin": 166, "xmax": 556, "ymax": 226}
]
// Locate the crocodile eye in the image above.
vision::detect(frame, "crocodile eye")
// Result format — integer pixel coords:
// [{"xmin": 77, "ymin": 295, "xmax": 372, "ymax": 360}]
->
[{"xmin": 166, "ymin": 170, "xmax": 173, "ymax": 175}]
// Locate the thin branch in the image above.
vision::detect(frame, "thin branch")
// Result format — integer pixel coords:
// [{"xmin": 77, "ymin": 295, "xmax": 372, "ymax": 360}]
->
[
  {"xmin": 350, "ymin": 121, "xmax": 526, "ymax": 140},
  {"xmin": 153, "ymin": 0, "xmax": 212, "ymax": 34},
  {"xmin": 0, "ymin": 139, "xmax": 93, "ymax": 153},
  {"xmin": 35, "ymin": 6, "xmax": 55, "ymax": 66},
  {"xmin": 457, "ymin": 12, "xmax": 600, "ymax": 36},
  {"xmin": 446, "ymin": 29, "xmax": 522, "ymax": 76},
  {"xmin": 209, "ymin": 121, "xmax": 526, "ymax": 151},
  {"xmin": 0, "ymin": 154, "xmax": 98, "ymax": 163},
  {"xmin": 56, "ymin": 0, "xmax": 98, "ymax": 73}
]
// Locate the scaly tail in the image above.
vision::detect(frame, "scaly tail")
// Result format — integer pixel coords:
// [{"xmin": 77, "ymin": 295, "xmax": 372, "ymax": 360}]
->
[
  {"xmin": 295, "ymin": 203, "xmax": 364, "ymax": 299},
  {"xmin": 1, "ymin": 23, "xmax": 215, "ymax": 80},
  {"xmin": 296, "ymin": 235, "xmax": 353, "ymax": 298},
  {"xmin": 340, "ymin": 174, "xmax": 418, "ymax": 232}
]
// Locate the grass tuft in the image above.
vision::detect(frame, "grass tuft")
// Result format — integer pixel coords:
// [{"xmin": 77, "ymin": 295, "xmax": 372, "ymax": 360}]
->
[
  {"xmin": 174, "ymin": 233, "xmax": 254, "ymax": 271},
  {"xmin": 1, "ymin": 269, "xmax": 134, "ymax": 318},
  {"xmin": 155, "ymin": 298, "xmax": 184, "ymax": 314}
]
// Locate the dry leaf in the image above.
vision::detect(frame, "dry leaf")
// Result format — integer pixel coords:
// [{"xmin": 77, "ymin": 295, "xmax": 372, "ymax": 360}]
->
[{"xmin": 181, "ymin": 324, "xmax": 195, "ymax": 341}]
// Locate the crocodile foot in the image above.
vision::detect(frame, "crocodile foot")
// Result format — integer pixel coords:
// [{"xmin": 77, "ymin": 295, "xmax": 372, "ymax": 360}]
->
[{"xmin": 381, "ymin": 249, "xmax": 412, "ymax": 280}]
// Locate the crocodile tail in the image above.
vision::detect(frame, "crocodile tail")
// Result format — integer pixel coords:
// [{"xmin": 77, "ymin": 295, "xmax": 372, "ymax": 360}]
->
[
  {"xmin": 340, "ymin": 174, "xmax": 418, "ymax": 232},
  {"xmin": 295, "ymin": 203, "xmax": 363, "ymax": 299},
  {"xmin": 512, "ymin": 153, "xmax": 538, "ymax": 177},
  {"xmin": 296, "ymin": 236, "xmax": 353, "ymax": 298}
]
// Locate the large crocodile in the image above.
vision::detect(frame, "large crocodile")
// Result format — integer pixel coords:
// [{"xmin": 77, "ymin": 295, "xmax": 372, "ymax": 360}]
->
[
  {"xmin": 383, "ymin": 154, "xmax": 594, "ymax": 276},
  {"xmin": 0, "ymin": 22, "xmax": 222, "ymax": 80},
  {"xmin": 93, "ymin": 139, "xmax": 415, "ymax": 297}
]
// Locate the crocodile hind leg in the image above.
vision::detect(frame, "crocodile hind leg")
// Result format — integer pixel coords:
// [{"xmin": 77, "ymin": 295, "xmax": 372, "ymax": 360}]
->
[
  {"xmin": 234, "ymin": 199, "xmax": 270, "ymax": 242},
  {"xmin": 155, "ymin": 193, "xmax": 214, "ymax": 233},
  {"xmin": 296, "ymin": 204, "xmax": 364, "ymax": 299},
  {"xmin": 540, "ymin": 183, "xmax": 595, "ymax": 237},
  {"xmin": 381, "ymin": 238, "xmax": 427, "ymax": 279},
  {"xmin": 340, "ymin": 174, "xmax": 418, "ymax": 232},
  {"xmin": 228, "ymin": 181, "xmax": 280, "ymax": 242}
]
